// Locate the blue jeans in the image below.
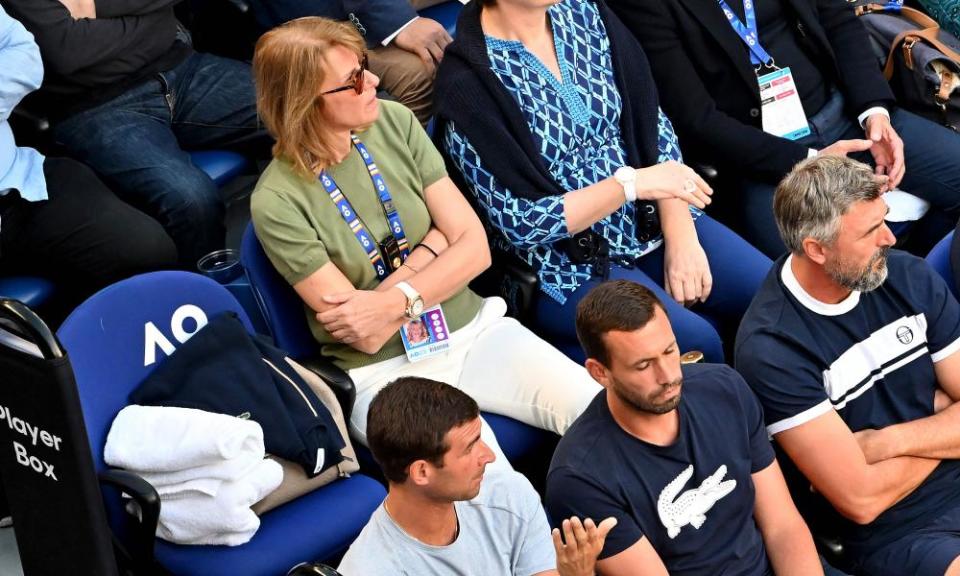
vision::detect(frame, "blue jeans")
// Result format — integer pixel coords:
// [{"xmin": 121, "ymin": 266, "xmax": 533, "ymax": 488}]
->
[
  {"xmin": 54, "ymin": 52, "xmax": 270, "ymax": 267},
  {"xmin": 534, "ymin": 215, "xmax": 772, "ymax": 364},
  {"xmin": 738, "ymin": 91, "xmax": 960, "ymax": 258}
]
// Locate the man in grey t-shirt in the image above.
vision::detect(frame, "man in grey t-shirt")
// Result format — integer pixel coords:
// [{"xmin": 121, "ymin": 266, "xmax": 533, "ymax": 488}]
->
[{"xmin": 338, "ymin": 377, "xmax": 615, "ymax": 576}]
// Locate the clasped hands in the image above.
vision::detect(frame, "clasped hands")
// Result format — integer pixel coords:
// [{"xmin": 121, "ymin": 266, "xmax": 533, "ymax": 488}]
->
[{"xmin": 317, "ymin": 289, "xmax": 404, "ymax": 345}]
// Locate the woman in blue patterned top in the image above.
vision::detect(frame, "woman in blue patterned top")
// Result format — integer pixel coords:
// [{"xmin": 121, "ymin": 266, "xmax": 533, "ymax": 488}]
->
[{"xmin": 435, "ymin": 0, "xmax": 772, "ymax": 363}]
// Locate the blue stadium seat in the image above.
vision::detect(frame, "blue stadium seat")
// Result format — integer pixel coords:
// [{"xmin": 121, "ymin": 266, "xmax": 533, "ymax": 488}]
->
[
  {"xmin": 57, "ymin": 271, "xmax": 385, "ymax": 576},
  {"xmin": 419, "ymin": 0, "xmax": 463, "ymax": 37},
  {"xmin": 0, "ymin": 276, "xmax": 55, "ymax": 308},
  {"xmin": 926, "ymin": 230, "xmax": 956, "ymax": 299},
  {"xmin": 189, "ymin": 150, "xmax": 249, "ymax": 187},
  {"xmin": 241, "ymin": 223, "xmax": 319, "ymax": 359},
  {"xmin": 240, "ymin": 223, "xmax": 557, "ymax": 464}
]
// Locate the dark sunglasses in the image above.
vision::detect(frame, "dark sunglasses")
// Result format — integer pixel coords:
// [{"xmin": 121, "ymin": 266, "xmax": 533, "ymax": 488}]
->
[{"xmin": 320, "ymin": 53, "xmax": 369, "ymax": 96}]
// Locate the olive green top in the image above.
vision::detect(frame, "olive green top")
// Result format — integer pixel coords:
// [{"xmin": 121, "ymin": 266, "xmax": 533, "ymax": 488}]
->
[{"xmin": 251, "ymin": 100, "xmax": 483, "ymax": 370}]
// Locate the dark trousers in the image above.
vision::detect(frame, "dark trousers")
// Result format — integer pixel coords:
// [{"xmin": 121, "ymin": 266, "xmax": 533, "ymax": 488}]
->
[
  {"xmin": 534, "ymin": 214, "xmax": 772, "ymax": 364},
  {"xmin": 0, "ymin": 158, "xmax": 177, "ymax": 298},
  {"xmin": 54, "ymin": 52, "xmax": 270, "ymax": 267},
  {"xmin": 736, "ymin": 91, "xmax": 960, "ymax": 258}
]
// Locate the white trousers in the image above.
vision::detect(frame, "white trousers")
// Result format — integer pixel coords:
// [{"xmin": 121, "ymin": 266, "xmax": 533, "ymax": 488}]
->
[{"xmin": 347, "ymin": 298, "xmax": 602, "ymax": 466}]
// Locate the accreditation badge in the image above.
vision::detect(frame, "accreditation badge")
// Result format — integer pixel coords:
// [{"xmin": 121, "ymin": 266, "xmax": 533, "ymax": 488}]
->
[
  {"xmin": 758, "ymin": 67, "xmax": 812, "ymax": 141},
  {"xmin": 399, "ymin": 306, "xmax": 451, "ymax": 362}
]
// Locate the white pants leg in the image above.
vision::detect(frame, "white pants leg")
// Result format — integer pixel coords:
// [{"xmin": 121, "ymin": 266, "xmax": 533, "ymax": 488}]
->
[
  {"xmin": 346, "ymin": 298, "xmax": 600, "ymax": 465},
  {"xmin": 456, "ymin": 315, "xmax": 601, "ymax": 436}
]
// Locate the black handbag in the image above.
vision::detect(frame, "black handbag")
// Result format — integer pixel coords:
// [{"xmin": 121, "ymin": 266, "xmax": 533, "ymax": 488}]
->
[{"xmin": 855, "ymin": 2, "xmax": 960, "ymax": 130}]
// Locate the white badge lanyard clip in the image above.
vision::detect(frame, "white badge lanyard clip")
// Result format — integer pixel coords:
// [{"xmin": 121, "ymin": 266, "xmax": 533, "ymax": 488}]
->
[{"xmin": 717, "ymin": 0, "xmax": 777, "ymax": 71}]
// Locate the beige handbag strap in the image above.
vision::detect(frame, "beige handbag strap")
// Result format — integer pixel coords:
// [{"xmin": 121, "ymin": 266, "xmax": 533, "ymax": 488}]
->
[{"xmin": 863, "ymin": 5, "xmax": 960, "ymax": 80}]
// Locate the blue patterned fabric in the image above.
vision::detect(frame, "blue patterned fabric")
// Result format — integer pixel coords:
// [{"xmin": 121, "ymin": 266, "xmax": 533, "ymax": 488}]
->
[
  {"xmin": 917, "ymin": 0, "xmax": 960, "ymax": 39},
  {"xmin": 444, "ymin": 0, "xmax": 698, "ymax": 305}
]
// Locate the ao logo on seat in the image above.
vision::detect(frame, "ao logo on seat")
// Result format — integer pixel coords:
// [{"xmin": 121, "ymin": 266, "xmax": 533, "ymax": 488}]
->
[{"xmin": 143, "ymin": 304, "xmax": 209, "ymax": 366}]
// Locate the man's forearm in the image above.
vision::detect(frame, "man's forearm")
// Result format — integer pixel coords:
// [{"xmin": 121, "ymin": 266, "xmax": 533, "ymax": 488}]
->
[
  {"xmin": 843, "ymin": 455, "xmax": 940, "ymax": 524},
  {"xmin": 876, "ymin": 402, "xmax": 960, "ymax": 460},
  {"xmin": 763, "ymin": 518, "xmax": 822, "ymax": 576}
]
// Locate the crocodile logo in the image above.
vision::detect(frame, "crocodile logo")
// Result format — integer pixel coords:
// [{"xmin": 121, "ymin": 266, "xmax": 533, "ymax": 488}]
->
[{"xmin": 657, "ymin": 464, "xmax": 737, "ymax": 539}]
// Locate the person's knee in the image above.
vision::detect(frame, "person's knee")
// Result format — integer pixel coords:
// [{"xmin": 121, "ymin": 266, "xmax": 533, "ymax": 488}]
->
[
  {"xmin": 370, "ymin": 49, "xmax": 435, "ymax": 124},
  {"xmin": 119, "ymin": 221, "xmax": 178, "ymax": 274},
  {"xmin": 154, "ymin": 168, "xmax": 223, "ymax": 228}
]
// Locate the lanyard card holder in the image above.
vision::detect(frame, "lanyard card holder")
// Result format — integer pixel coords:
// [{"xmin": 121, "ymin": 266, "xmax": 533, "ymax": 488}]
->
[
  {"xmin": 400, "ymin": 305, "xmax": 451, "ymax": 362},
  {"xmin": 758, "ymin": 67, "xmax": 812, "ymax": 140},
  {"xmin": 717, "ymin": 0, "xmax": 812, "ymax": 140}
]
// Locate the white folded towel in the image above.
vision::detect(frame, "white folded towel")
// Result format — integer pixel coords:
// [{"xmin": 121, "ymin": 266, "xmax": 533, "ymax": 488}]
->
[
  {"xmin": 138, "ymin": 450, "xmax": 263, "ymax": 497},
  {"xmin": 156, "ymin": 458, "xmax": 284, "ymax": 546},
  {"xmin": 105, "ymin": 405, "xmax": 265, "ymax": 473}
]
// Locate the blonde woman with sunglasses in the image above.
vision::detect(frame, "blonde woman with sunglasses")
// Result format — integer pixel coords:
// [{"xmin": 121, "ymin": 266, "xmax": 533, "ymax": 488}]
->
[{"xmin": 251, "ymin": 17, "xmax": 703, "ymax": 456}]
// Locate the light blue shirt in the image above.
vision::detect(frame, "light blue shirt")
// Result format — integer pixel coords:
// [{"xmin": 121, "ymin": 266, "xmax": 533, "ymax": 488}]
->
[
  {"xmin": 338, "ymin": 470, "xmax": 556, "ymax": 576},
  {"xmin": 0, "ymin": 5, "xmax": 47, "ymax": 203}
]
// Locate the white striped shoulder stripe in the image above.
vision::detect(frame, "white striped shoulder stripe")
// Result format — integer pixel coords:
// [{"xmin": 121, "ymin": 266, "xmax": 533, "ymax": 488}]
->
[
  {"xmin": 767, "ymin": 400, "xmax": 833, "ymax": 436},
  {"xmin": 931, "ymin": 334, "xmax": 960, "ymax": 363}
]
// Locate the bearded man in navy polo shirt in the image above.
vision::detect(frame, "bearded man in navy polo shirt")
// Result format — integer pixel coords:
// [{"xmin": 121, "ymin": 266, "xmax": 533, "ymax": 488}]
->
[
  {"xmin": 737, "ymin": 155, "xmax": 960, "ymax": 576},
  {"xmin": 546, "ymin": 279, "xmax": 821, "ymax": 575}
]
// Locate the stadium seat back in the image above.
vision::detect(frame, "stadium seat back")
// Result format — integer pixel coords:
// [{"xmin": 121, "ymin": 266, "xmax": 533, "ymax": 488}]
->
[
  {"xmin": 241, "ymin": 223, "xmax": 321, "ymax": 358},
  {"xmin": 926, "ymin": 230, "xmax": 957, "ymax": 299},
  {"xmin": 57, "ymin": 271, "xmax": 386, "ymax": 576}
]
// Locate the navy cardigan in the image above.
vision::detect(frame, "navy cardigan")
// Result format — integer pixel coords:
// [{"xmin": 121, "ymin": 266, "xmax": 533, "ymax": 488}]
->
[{"xmin": 433, "ymin": 0, "xmax": 664, "ymax": 258}]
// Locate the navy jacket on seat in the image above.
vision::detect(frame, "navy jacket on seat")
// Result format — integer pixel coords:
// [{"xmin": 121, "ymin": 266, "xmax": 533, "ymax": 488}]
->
[{"xmin": 131, "ymin": 312, "xmax": 345, "ymax": 478}]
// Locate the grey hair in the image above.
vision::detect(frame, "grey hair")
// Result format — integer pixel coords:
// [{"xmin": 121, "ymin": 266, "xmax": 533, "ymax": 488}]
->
[{"xmin": 774, "ymin": 156, "xmax": 882, "ymax": 254}]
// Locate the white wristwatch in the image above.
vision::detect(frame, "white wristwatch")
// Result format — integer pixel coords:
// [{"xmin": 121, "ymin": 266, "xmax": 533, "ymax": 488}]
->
[
  {"xmin": 614, "ymin": 166, "xmax": 638, "ymax": 203},
  {"xmin": 395, "ymin": 281, "xmax": 425, "ymax": 320}
]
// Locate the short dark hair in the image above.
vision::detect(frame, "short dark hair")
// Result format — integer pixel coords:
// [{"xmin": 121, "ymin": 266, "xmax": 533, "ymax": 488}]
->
[
  {"xmin": 575, "ymin": 280, "xmax": 663, "ymax": 365},
  {"xmin": 366, "ymin": 377, "xmax": 480, "ymax": 484}
]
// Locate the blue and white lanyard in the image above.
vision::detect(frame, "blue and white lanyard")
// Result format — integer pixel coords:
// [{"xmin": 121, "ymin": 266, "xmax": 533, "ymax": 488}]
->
[
  {"xmin": 319, "ymin": 134, "xmax": 411, "ymax": 280},
  {"xmin": 717, "ymin": 0, "xmax": 776, "ymax": 69}
]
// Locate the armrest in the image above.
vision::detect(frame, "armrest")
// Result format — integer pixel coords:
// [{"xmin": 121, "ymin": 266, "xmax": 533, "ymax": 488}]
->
[
  {"xmin": 814, "ymin": 534, "xmax": 846, "ymax": 572},
  {"xmin": 469, "ymin": 248, "xmax": 539, "ymax": 323},
  {"xmin": 287, "ymin": 562, "xmax": 343, "ymax": 575},
  {"xmin": 690, "ymin": 162, "xmax": 719, "ymax": 185},
  {"xmin": 99, "ymin": 469, "xmax": 160, "ymax": 569},
  {"xmin": 222, "ymin": 0, "xmax": 249, "ymax": 13},
  {"xmin": 297, "ymin": 356, "xmax": 356, "ymax": 422},
  {"xmin": 10, "ymin": 107, "xmax": 50, "ymax": 134},
  {"xmin": 9, "ymin": 105, "xmax": 54, "ymax": 152},
  {"xmin": 498, "ymin": 254, "xmax": 539, "ymax": 323}
]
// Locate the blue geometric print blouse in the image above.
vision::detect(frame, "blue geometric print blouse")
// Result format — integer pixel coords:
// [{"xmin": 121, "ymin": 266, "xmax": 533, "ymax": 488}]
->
[{"xmin": 444, "ymin": 0, "xmax": 699, "ymax": 305}]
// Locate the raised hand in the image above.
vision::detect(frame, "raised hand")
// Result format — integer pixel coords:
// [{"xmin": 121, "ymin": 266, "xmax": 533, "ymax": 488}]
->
[{"xmin": 553, "ymin": 516, "xmax": 618, "ymax": 576}]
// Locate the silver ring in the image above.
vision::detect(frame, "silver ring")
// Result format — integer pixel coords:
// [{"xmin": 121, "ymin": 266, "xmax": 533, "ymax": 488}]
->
[{"xmin": 683, "ymin": 179, "xmax": 697, "ymax": 194}]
